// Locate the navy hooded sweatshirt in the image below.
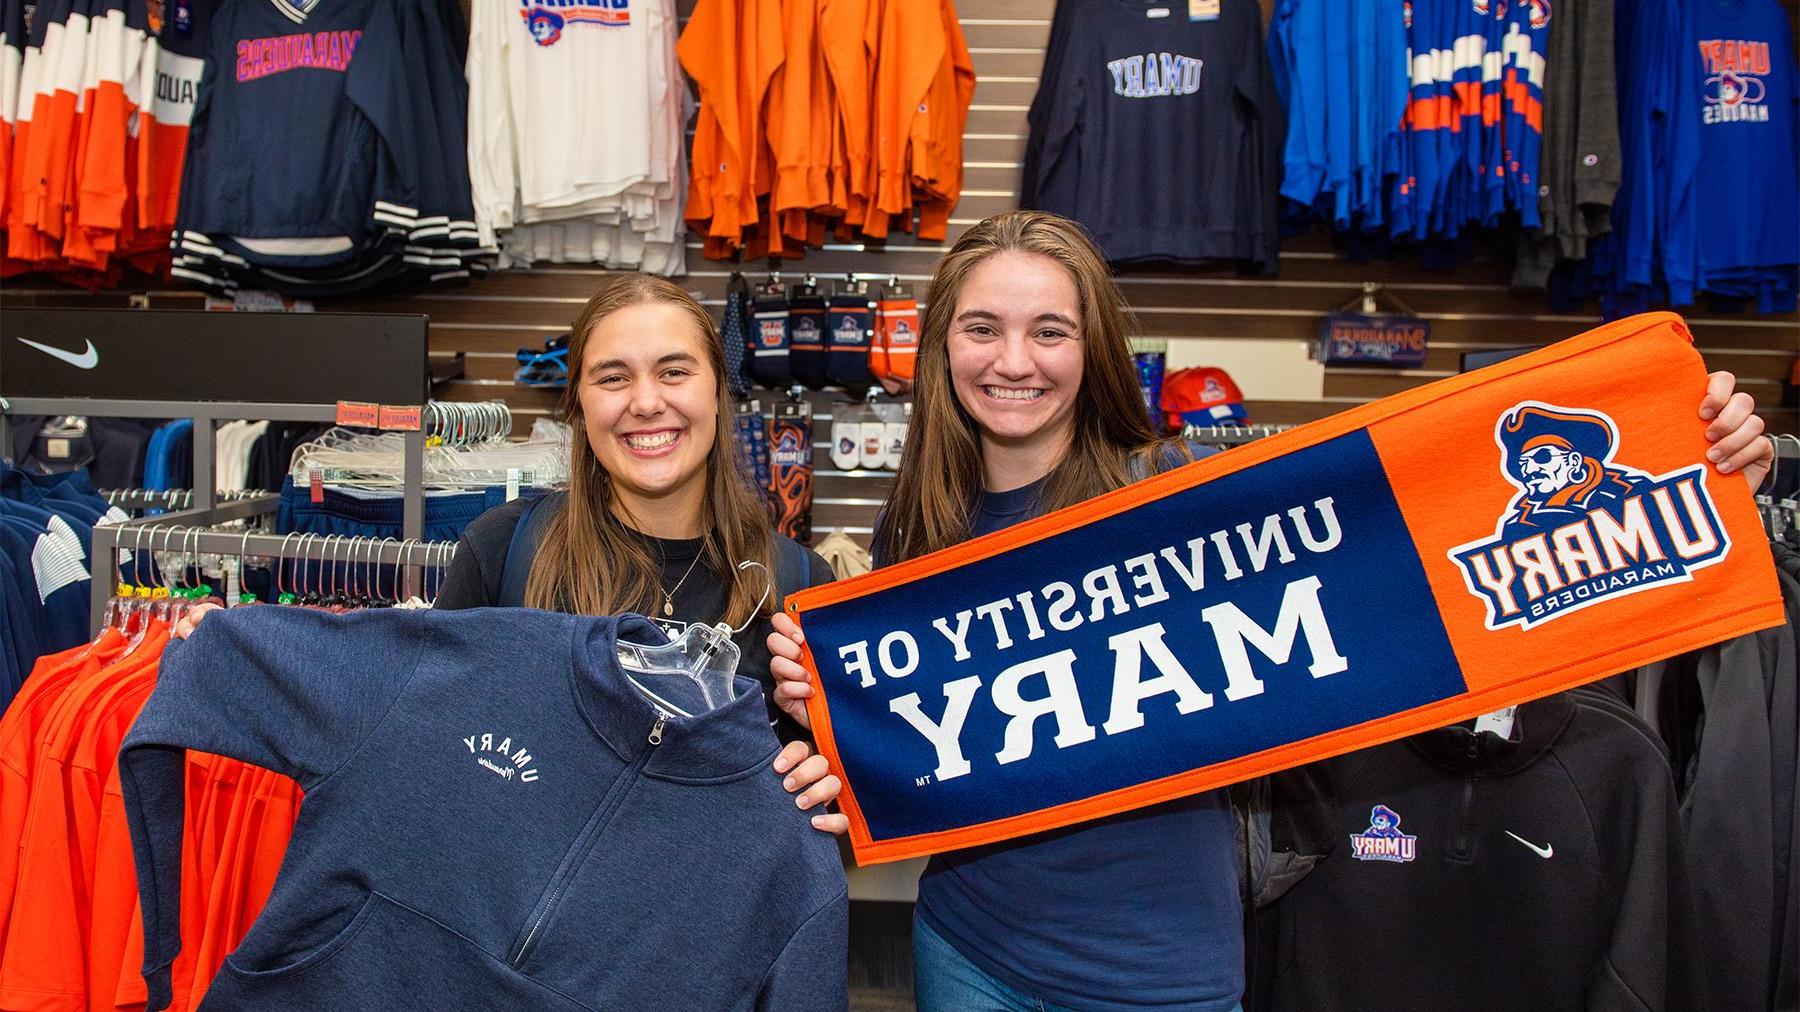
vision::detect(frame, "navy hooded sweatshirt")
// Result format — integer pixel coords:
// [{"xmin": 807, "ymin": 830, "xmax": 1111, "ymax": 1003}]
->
[{"xmin": 118, "ymin": 606, "xmax": 849, "ymax": 1011}]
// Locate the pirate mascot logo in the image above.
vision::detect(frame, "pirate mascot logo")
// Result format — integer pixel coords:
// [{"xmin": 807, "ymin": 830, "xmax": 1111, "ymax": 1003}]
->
[{"xmin": 1451, "ymin": 403, "xmax": 1731, "ymax": 630}]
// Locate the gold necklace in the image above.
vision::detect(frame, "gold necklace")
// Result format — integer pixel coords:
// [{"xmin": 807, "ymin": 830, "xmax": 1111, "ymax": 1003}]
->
[{"xmin": 661, "ymin": 545, "xmax": 707, "ymax": 617}]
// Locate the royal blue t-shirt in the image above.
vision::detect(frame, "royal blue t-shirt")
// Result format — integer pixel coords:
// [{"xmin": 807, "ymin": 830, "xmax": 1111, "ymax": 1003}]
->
[
  {"xmin": 1689, "ymin": 0, "xmax": 1799, "ymax": 309},
  {"xmin": 903, "ymin": 475, "xmax": 1245, "ymax": 1011}
]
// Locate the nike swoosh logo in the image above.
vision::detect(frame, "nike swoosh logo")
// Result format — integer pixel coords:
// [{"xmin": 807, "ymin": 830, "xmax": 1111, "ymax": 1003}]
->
[
  {"xmin": 1505, "ymin": 831, "xmax": 1553, "ymax": 858},
  {"xmin": 18, "ymin": 337, "xmax": 99, "ymax": 370}
]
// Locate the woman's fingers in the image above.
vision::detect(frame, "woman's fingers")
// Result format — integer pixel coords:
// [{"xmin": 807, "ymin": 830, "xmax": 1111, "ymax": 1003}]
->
[
  {"xmin": 809, "ymin": 812, "xmax": 850, "ymax": 835},
  {"xmin": 1699, "ymin": 370, "xmax": 1736, "ymax": 424},
  {"xmin": 773, "ymin": 739, "xmax": 811, "ymax": 776},
  {"xmin": 173, "ymin": 602, "xmax": 222, "ymax": 639}
]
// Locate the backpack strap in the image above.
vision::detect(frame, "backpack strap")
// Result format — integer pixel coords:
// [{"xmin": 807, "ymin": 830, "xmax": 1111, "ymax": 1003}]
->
[
  {"xmin": 1130, "ymin": 438, "xmax": 1210, "ymax": 482},
  {"xmin": 772, "ymin": 534, "xmax": 811, "ymax": 607},
  {"xmin": 497, "ymin": 490, "xmax": 562, "ymax": 607}
]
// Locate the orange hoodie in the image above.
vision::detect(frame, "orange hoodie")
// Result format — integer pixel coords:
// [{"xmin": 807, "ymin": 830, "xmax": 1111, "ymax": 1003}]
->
[
  {"xmin": 818, "ymin": 0, "xmax": 873, "ymax": 225},
  {"xmin": 680, "ymin": 0, "xmax": 784, "ymax": 257},
  {"xmin": 912, "ymin": 1, "xmax": 972, "ymax": 240},
  {"xmin": 862, "ymin": 0, "xmax": 940, "ymax": 239},
  {"xmin": 766, "ymin": 0, "xmax": 834, "ymax": 224}
]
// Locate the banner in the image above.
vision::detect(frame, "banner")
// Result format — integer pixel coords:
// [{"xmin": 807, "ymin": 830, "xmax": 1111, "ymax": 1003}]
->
[
  {"xmin": 1319, "ymin": 312, "xmax": 1430, "ymax": 367},
  {"xmin": 787, "ymin": 313, "xmax": 1785, "ymax": 865}
]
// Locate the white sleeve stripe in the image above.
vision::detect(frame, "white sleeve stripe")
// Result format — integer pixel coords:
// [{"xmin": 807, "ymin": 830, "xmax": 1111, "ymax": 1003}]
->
[{"xmin": 32, "ymin": 532, "xmax": 89, "ymax": 603}]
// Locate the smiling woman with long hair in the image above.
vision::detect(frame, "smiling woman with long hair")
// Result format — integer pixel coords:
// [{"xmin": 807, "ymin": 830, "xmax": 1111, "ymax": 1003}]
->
[
  {"xmin": 517, "ymin": 275, "xmax": 778, "ymax": 625},
  {"xmin": 176, "ymin": 274, "xmax": 850, "ymax": 832},
  {"xmin": 765, "ymin": 209, "xmax": 1776, "ymax": 1011}
]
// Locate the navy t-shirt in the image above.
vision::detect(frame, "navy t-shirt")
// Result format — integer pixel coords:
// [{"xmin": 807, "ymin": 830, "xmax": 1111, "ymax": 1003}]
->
[{"xmin": 903, "ymin": 476, "xmax": 1245, "ymax": 1011}]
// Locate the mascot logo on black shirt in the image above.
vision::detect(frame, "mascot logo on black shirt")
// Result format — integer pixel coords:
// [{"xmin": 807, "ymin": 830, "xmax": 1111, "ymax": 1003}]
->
[
  {"xmin": 1450, "ymin": 402, "xmax": 1730, "ymax": 631},
  {"xmin": 1350, "ymin": 805, "xmax": 1417, "ymax": 863}
]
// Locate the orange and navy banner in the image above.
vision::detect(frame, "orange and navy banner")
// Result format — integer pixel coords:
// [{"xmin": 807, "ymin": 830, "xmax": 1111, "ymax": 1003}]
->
[{"xmin": 787, "ymin": 313, "xmax": 1785, "ymax": 866}]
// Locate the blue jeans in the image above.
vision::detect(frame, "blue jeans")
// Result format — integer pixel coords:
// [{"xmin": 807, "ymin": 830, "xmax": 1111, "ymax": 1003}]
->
[
  {"xmin": 912, "ymin": 915, "xmax": 1246, "ymax": 1012},
  {"xmin": 914, "ymin": 915, "xmax": 1081, "ymax": 1012}
]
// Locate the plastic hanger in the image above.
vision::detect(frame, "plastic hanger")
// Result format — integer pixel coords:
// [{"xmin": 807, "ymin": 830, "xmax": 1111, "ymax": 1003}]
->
[{"xmin": 616, "ymin": 561, "xmax": 773, "ymax": 714}]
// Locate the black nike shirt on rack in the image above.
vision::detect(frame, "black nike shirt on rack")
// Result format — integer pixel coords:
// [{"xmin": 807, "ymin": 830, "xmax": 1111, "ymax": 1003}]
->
[{"xmin": 437, "ymin": 496, "xmax": 834, "ymax": 745}]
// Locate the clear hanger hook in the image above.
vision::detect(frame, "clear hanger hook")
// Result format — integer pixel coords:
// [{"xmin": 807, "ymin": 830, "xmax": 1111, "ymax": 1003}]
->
[{"xmin": 728, "ymin": 560, "xmax": 775, "ymax": 636}]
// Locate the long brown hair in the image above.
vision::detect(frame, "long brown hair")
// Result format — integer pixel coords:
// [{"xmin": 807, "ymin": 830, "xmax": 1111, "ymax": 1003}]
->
[
  {"xmin": 525, "ymin": 274, "xmax": 774, "ymax": 625},
  {"xmin": 879, "ymin": 210, "xmax": 1176, "ymax": 563}
]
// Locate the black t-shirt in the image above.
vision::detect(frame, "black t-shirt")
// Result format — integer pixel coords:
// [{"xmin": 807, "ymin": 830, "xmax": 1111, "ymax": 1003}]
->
[{"xmin": 436, "ymin": 497, "xmax": 835, "ymax": 743}]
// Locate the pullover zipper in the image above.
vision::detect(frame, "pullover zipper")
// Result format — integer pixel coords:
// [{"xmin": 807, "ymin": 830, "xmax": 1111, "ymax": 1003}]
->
[
  {"xmin": 509, "ymin": 711, "xmax": 668, "ymax": 968},
  {"xmin": 1450, "ymin": 734, "xmax": 1480, "ymax": 860}
]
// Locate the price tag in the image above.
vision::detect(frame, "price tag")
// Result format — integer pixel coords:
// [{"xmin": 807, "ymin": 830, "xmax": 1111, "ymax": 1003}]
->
[
  {"xmin": 336, "ymin": 401, "xmax": 380, "ymax": 427},
  {"xmin": 1473, "ymin": 705, "xmax": 1517, "ymax": 740},
  {"xmin": 378, "ymin": 404, "xmax": 423, "ymax": 431},
  {"xmin": 231, "ymin": 290, "xmax": 315, "ymax": 313},
  {"xmin": 309, "ymin": 467, "xmax": 325, "ymax": 504},
  {"xmin": 1189, "ymin": 0, "xmax": 1219, "ymax": 19}
]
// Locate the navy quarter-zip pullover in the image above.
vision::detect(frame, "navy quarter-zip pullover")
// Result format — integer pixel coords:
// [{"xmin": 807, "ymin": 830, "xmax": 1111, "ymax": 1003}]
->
[{"xmin": 119, "ymin": 607, "xmax": 848, "ymax": 1011}]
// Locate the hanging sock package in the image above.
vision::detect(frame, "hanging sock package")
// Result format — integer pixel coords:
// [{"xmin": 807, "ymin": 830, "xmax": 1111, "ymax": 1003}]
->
[
  {"xmin": 825, "ymin": 295, "xmax": 875, "ymax": 392},
  {"xmin": 788, "ymin": 291, "xmax": 830, "ymax": 389},
  {"xmin": 720, "ymin": 275, "xmax": 754, "ymax": 398},
  {"xmin": 750, "ymin": 293, "xmax": 793, "ymax": 388},
  {"xmin": 870, "ymin": 298, "xmax": 919, "ymax": 386},
  {"xmin": 785, "ymin": 313, "xmax": 1786, "ymax": 865},
  {"xmin": 769, "ymin": 400, "xmax": 814, "ymax": 543}
]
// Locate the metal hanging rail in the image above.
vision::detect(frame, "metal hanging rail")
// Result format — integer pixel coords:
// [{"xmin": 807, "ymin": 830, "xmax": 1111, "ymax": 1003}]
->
[{"xmin": 89, "ymin": 499, "xmax": 458, "ymax": 631}]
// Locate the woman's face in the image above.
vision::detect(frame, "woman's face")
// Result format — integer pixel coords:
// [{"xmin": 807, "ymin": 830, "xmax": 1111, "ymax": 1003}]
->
[
  {"xmin": 947, "ymin": 250, "xmax": 1085, "ymax": 457},
  {"xmin": 577, "ymin": 301, "xmax": 718, "ymax": 509}
]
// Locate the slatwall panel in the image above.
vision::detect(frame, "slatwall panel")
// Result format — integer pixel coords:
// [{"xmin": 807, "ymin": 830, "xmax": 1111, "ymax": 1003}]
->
[{"xmin": 2, "ymin": 0, "xmax": 1796, "ymax": 545}]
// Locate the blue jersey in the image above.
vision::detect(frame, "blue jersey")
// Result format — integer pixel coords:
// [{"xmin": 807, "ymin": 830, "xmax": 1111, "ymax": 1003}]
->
[
  {"xmin": 1268, "ymin": 0, "xmax": 1409, "ymax": 231},
  {"xmin": 1498, "ymin": 0, "xmax": 1549, "ymax": 228},
  {"xmin": 1603, "ymin": 0, "xmax": 1794, "ymax": 311},
  {"xmin": 1385, "ymin": 0, "xmax": 1548, "ymax": 239},
  {"xmin": 1690, "ymin": 0, "xmax": 1799, "ymax": 311}
]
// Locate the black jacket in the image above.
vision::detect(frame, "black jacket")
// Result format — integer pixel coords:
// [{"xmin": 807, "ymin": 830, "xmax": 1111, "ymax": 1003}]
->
[{"xmin": 1254, "ymin": 692, "xmax": 1705, "ymax": 1011}]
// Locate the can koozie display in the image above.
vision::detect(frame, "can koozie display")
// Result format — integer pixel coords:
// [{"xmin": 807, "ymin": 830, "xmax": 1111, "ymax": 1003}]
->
[
  {"xmin": 1132, "ymin": 340, "xmax": 1167, "ymax": 430},
  {"xmin": 830, "ymin": 402, "xmax": 864, "ymax": 472},
  {"xmin": 734, "ymin": 399, "xmax": 773, "ymax": 496}
]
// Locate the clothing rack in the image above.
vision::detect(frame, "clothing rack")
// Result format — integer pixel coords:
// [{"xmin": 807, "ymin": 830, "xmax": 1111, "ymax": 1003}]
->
[
  {"xmin": 425, "ymin": 401, "xmax": 514, "ymax": 446},
  {"xmin": 1183, "ymin": 423, "xmax": 1296, "ymax": 445},
  {"xmin": 1, "ymin": 395, "xmax": 426, "ymax": 531},
  {"xmin": 89, "ymin": 498, "xmax": 457, "ymax": 631}
]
